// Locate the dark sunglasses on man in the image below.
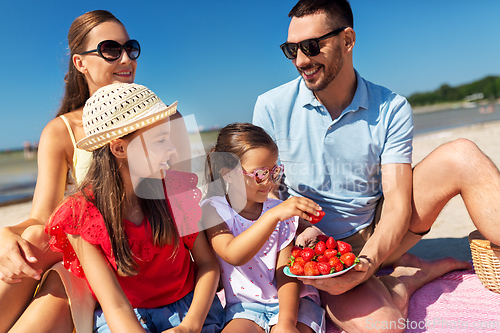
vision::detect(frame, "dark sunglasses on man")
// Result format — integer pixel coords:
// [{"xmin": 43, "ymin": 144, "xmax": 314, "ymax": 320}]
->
[
  {"xmin": 280, "ymin": 27, "xmax": 347, "ymax": 60},
  {"xmin": 80, "ymin": 39, "xmax": 140, "ymax": 61}
]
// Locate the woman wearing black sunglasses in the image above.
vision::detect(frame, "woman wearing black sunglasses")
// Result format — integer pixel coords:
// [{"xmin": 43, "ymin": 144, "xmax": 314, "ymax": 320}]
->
[{"xmin": 0, "ymin": 10, "xmax": 191, "ymax": 333}]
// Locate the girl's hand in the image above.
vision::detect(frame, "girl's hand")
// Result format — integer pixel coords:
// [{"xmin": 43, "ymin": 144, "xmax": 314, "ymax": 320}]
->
[
  {"xmin": 271, "ymin": 320, "xmax": 300, "ymax": 333},
  {"xmin": 270, "ymin": 196, "xmax": 321, "ymax": 223}
]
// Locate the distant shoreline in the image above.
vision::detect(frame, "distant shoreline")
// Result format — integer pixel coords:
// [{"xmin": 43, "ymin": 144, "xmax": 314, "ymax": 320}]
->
[
  {"xmin": 1, "ymin": 100, "xmax": 499, "ymax": 153},
  {"xmin": 412, "ymin": 99, "xmax": 499, "ymax": 114},
  {"xmin": 0, "ymin": 196, "xmax": 33, "ymax": 208}
]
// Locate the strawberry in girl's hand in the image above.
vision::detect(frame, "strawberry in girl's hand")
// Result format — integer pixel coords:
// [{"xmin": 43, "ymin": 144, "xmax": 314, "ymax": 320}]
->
[
  {"xmin": 340, "ymin": 253, "xmax": 358, "ymax": 268},
  {"xmin": 329, "ymin": 256, "xmax": 344, "ymax": 272},
  {"xmin": 308, "ymin": 210, "xmax": 325, "ymax": 224},
  {"xmin": 337, "ymin": 241, "xmax": 352, "ymax": 255},
  {"xmin": 301, "ymin": 247, "xmax": 315, "ymax": 262},
  {"xmin": 314, "ymin": 241, "xmax": 326, "ymax": 255},
  {"xmin": 289, "ymin": 262, "xmax": 305, "ymax": 276},
  {"xmin": 304, "ymin": 261, "xmax": 319, "ymax": 276},
  {"xmin": 326, "ymin": 236, "xmax": 337, "ymax": 250},
  {"xmin": 317, "ymin": 262, "xmax": 332, "ymax": 275}
]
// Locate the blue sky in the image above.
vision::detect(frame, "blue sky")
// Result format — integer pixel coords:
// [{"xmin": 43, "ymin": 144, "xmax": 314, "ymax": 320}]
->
[{"xmin": 1, "ymin": 0, "xmax": 499, "ymax": 151}]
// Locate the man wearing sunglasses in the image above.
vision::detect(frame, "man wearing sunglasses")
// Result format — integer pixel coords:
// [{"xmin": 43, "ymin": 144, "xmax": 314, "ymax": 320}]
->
[{"xmin": 253, "ymin": 0, "xmax": 500, "ymax": 332}]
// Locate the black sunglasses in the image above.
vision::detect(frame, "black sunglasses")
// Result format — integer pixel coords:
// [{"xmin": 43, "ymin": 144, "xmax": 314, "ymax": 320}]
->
[
  {"xmin": 280, "ymin": 27, "xmax": 347, "ymax": 60},
  {"xmin": 80, "ymin": 39, "xmax": 140, "ymax": 61}
]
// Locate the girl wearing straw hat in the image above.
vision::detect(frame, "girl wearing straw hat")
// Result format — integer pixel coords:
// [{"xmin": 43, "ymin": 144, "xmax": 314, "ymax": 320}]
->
[
  {"xmin": 44, "ymin": 82, "xmax": 224, "ymax": 333},
  {"xmin": 0, "ymin": 10, "xmax": 190, "ymax": 333}
]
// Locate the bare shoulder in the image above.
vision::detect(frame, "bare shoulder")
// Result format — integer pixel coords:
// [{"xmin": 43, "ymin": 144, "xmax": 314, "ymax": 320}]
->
[
  {"xmin": 60, "ymin": 109, "xmax": 83, "ymax": 126},
  {"xmin": 41, "ymin": 110, "xmax": 83, "ymax": 147},
  {"xmin": 39, "ymin": 117, "xmax": 68, "ymax": 146},
  {"xmin": 38, "ymin": 116, "xmax": 76, "ymax": 164}
]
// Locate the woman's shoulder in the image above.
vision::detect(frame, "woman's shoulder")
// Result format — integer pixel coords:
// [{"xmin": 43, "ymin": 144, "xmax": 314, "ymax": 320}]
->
[
  {"xmin": 41, "ymin": 116, "xmax": 70, "ymax": 139},
  {"xmin": 43, "ymin": 110, "xmax": 83, "ymax": 138},
  {"xmin": 40, "ymin": 113, "xmax": 78, "ymax": 148}
]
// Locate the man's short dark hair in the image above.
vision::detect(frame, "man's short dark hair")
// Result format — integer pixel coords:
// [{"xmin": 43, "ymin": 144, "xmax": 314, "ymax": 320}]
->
[{"xmin": 289, "ymin": 0, "xmax": 354, "ymax": 29}]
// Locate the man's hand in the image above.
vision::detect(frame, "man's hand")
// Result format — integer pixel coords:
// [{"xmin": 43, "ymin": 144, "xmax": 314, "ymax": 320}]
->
[
  {"xmin": 298, "ymin": 256, "xmax": 372, "ymax": 295},
  {"xmin": 0, "ymin": 228, "xmax": 41, "ymax": 283},
  {"xmin": 295, "ymin": 225, "xmax": 324, "ymax": 248}
]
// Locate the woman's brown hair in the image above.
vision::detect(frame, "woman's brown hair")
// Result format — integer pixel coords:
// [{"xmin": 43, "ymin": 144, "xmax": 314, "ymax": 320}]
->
[
  {"xmin": 204, "ymin": 123, "xmax": 278, "ymax": 198},
  {"xmin": 56, "ymin": 10, "xmax": 123, "ymax": 117}
]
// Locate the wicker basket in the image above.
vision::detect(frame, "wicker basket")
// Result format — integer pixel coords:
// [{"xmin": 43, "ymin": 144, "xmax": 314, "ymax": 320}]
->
[{"xmin": 469, "ymin": 230, "xmax": 500, "ymax": 293}]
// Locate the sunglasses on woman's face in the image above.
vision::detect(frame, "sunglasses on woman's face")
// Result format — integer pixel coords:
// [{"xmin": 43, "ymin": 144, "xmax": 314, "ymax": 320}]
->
[
  {"xmin": 238, "ymin": 164, "xmax": 284, "ymax": 185},
  {"xmin": 80, "ymin": 39, "xmax": 140, "ymax": 61},
  {"xmin": 280, "ymin": 27, "xmax": 347, "ymax": 60}
]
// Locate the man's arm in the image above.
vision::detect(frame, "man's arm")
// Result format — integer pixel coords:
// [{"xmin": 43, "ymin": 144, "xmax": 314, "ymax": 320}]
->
[
  {"xmin": 358, "ymin": 163, "xmax": 413, "ymax": 272},
  {"xmin": 299, "ymin": 163, "xmax": 412, "ymax": 295}
]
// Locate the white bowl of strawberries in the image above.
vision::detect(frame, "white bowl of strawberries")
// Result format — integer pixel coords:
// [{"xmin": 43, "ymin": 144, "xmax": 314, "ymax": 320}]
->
[{"xmin": 284, "ymin": 235, "xmax": 359, "ymax": 279}]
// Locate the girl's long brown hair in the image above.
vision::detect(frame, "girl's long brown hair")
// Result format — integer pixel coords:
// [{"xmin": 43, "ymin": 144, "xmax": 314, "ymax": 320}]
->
[
  {"xmin": 77, "ymin": 145, "xmax": 179, "ymax": 276},
  {"xmin": 204, "ymin": 123, "xmax": 278, "ymax": 198},
  {"xmin": 56, "ymin": 10, "xmax": 123, "ymax": 117}
]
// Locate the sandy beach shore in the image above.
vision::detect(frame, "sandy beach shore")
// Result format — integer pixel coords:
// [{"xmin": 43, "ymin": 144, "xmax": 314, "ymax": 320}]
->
[{"xmin": 2, "ymin": 120, "xmax": 500, "ymax": 261}]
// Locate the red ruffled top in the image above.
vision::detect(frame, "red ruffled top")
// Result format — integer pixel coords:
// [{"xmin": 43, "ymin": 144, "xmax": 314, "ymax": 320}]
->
[{"xmin": 46, "ymin": 170, "xmax": 202, "ymax": 308}]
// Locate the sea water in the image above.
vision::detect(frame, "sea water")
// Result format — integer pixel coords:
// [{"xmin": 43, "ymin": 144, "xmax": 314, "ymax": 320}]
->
[{"xmin": 0, "ymin": 151, "xmax": 37, "ymax": 206}]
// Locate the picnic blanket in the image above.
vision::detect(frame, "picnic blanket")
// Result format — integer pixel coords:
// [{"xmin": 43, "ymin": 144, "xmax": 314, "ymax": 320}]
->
[
  {"xmin": 326, "ymin": 263, "xmax": 500, "ymax": 332},
  {"xmin": 217, "ymin": 264, "xmax": 500, "ymax": 333}
]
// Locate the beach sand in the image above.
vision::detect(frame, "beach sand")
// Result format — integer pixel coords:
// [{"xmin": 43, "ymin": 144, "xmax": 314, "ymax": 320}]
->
[{"xmin": 1, "ymin": 120, "xmax": 500, "ymax": 261}]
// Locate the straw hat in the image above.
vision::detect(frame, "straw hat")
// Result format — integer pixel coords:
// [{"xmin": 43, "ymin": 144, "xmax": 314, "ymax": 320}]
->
[{"xmin": 76, "ymin": 83, "xmax": 177, "ymax": 151}]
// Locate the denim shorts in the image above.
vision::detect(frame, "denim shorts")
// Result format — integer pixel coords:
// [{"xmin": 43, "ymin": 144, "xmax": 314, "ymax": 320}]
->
[
  {"xmin": 225, "ymin": 297, "xmax": 325, "ymax": 333},
  {"xmin": 93, "ymin": 290, "xmax": 225, "ymax": 333}
]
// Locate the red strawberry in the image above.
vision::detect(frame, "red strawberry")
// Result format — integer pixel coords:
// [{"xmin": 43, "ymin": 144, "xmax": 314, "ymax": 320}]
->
[
  {"xmin": 294, "ymin": 257, "xmax": 306, "ymax": 267},
  {"xmin": 289, "ymin": 262, "xmax": 305, "ymax": 276},
  {"xmin": 316, "ymin": 255, "xmax": 329, "ymax": 263},
  {"xmin": 304, "ymin": 261, "xmax": 320, "ymax": 276},
  {"xmin": 329, "ymin": 256, "xmax": 344, "ymax": 272},
  {"xmin": 308, "ymin": 210, "xmax": 326, "ymax": 224},
  {"xmin": 324, "ymin": 248, "xmax": 338, "ymax": 259},
  {"xmin": 337, "ymin": 241, "xmax": 352, "ymax": 255},
  {"xmin": 317, "ymin": 234, "xmax": 329, "ymax": 242},
  {"xmin": 326, "ymin": 237, "xmax": 337, "ymax": 250},
  {"xmin": 317, "ymin": 262, "xmax": 332, "ymax": 275},
  {"xmin": 314, "ymin": 241, "xmax": 326, "ymax": 255},
  {"xmin": 301, "ymin": 247, "xmax": 315, "ymax": 262},
  {"xmin": 340, "ymin": 253, "xmax": 357, "ymax": 268},
  {"xmin": 291, "ymin": 246, "xmax": 302, "ymax": 258}
]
